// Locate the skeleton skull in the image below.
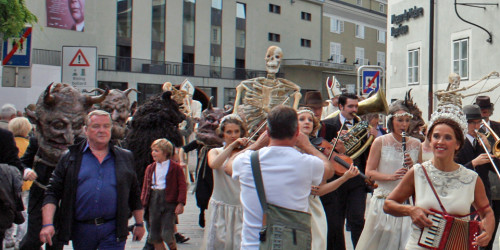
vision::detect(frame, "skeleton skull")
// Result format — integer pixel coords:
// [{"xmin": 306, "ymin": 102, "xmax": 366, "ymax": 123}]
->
[{"xmin": 265, "ymin": 46, "xmax": 283, "ymax": 74}]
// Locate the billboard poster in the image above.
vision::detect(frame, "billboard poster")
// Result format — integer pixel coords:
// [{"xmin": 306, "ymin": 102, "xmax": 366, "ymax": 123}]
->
[{"xmin": 46, "ymin": 0, "xmax": 85, "ymax": 32}]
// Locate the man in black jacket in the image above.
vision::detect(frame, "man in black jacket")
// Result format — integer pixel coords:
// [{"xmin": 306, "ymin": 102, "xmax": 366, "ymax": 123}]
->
[
  {"xmin": 40, "ymin": 110, "xmax": 144, "ymax": 249},
  {"xmin": 321, "ymin": 93, "xmax": 373, "ymax": 250},
  {"xmin": 0, "ymin": 128, "xmax": 23, "ymax": 173},
  {"xmin": 474, "ymin": 96, "xmax": 500, "ymax": 250}
]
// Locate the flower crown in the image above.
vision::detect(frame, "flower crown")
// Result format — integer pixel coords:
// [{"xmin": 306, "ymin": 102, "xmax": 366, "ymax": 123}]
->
[
  {"xmin": 297, "ymin": 108, "xmax": 315, "ymax": 118},
  {"xmin": 220, "ymin": 114, "xmax": 244, "ymax": 126},
  {"xmin": 387, "ymin": 112, "xmax": 414, "ymax": 120},
  {"xmin": 428, "ymin": 103, "xmax": 468, "ymax": 136}
]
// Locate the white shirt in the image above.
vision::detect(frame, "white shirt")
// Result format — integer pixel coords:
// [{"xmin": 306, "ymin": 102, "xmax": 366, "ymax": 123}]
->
[
  {"xmin": 339, "ymin": 113, "xmax": 354, "ymax": 129},
  {"xmin": 466, "ymin": 133, "xmax": 476, "ymax": 146},
  {"xmin": 232, "ymin": 146, "xmax": 324, "ymax": 249},
  {"xmin": 152, "ymin": 160, "xmax": 170, "ymax": 189}
]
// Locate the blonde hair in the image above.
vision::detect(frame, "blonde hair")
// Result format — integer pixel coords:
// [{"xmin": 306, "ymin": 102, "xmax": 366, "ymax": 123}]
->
[
  {"xmin": 151, "ymin": 138, "xmax": 174, "ymax": 158},
  {"xmin": 86, "ymin": 110, "xmax": 112, "ymax": 125},
  {"xmin": 297, "ymin": 107, "xmax": 320, "ymax": 136},
  {"xmin": 8, "ymin": 117, "xmax": 32, "ymax": 137}
]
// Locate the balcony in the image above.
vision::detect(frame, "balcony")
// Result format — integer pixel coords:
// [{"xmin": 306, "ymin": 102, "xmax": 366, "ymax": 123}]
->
[{"xmin": 32, "ymin": 49, "xmax": 276, "ymax": 80}]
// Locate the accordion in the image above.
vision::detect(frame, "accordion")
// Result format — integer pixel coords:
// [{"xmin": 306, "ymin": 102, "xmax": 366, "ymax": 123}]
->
[{"xmin": 418, "ymin": 209, "xmax": 480, "ymax": 250}]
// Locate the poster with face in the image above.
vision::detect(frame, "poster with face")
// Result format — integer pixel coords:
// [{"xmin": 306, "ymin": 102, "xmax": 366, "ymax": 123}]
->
[{"xmin": 46, "ymin": 0, "xmax": 85, "ymax": 32}]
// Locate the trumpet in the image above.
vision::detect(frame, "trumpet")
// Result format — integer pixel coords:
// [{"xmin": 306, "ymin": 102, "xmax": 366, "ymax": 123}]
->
[
  {"xmin": 475, "ymin": 129, "xmax": 500, "ymax": 180},
  {"xmin": 480, "ymin": 120, "xmax": 500, "ymax": 158}
]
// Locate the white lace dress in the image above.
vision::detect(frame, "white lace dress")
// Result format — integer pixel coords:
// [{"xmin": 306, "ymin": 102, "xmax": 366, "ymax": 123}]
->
[
  {"xmin": 405, "ymin": 161, "xmax": 477, "ymax": 249},
  {"xmin": 356, "ymin": 134, "xmax": 420, "ymax": 250},
  {"xmin": 202, "ymin": 147, "xmax": 243, "ymax": 250}
]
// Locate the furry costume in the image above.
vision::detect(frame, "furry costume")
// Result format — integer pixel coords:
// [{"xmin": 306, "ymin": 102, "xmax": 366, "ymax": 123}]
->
[
  {"xmin": 404, "ymin": 89, "xmax": 425, "ymax": 142},
  {"xmin": 126, "ymin": 91, "xmax": 185, "ymax": 189}
]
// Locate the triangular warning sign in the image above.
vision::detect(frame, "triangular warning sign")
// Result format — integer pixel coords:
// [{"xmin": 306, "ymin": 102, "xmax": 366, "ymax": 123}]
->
[{"xmin": 69, "ymin": 49, "xmax": 90, "ymax": 66}]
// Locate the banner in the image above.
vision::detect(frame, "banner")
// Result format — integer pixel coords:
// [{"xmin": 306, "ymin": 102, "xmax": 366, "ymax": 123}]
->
[{"xmin": 46, "ymin": 0, "xmax": 85, "ymax": 32}]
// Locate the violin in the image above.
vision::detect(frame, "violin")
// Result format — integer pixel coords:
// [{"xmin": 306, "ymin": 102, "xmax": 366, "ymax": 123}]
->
[{"xmin": 311, "ymin": 137, "xmax": 377, "ymax": 189}]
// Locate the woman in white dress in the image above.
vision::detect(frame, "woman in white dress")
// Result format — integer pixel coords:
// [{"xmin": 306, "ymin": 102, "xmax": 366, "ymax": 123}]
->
[
  {"xmin": 356, "ymin": 101, "xmax": 422, "ymax": 250},
  {"xmin": 297, "ymin": 107, "xmax": 358, "ymax": 250},
  {"xmin": 202, "ymin": 114, "xmax": 248, "ymax": 250},
  {"xmin": 384, "ymin": 110, "xmax": 495, "ymax": 249}
]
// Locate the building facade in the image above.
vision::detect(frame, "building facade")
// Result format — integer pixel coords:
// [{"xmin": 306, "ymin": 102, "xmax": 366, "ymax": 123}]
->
[
  {"xmin": 387, "ymin": 0, "xmax": 500, "ymax": 120},
  {"xmin": 1, "ymin": 0, "xmax": 387, "ymax": 111}
]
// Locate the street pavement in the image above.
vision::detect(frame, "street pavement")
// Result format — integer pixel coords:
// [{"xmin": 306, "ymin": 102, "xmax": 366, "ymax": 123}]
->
[{"xmin": 5, "ymin": 189, "xmax": 500, "ymax": 249}]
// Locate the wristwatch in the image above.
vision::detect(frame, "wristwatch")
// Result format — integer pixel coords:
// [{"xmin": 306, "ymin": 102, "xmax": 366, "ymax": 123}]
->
[{"xmin": 135, "ymin": 222, "xmax": 144, "ymax": 227}]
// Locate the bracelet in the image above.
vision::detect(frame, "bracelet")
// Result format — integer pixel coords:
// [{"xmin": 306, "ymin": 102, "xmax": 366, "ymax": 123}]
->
[
  {"xmin": 42, "ymin": 224, "xmax": 53, "ymax": 228},
  {"xmin": 134, "ymin": 222, "xmax": 144, "ymax": 227}
]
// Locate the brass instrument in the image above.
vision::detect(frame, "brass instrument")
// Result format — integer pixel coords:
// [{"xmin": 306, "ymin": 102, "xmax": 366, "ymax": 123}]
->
[
  {"xmin": 480, "ymin": 120, "xmax": 500, "ymax": 158},
  {"xmin": 327, "ymin": 90, "xmax": 389, "ymax": 160},
  {"xmin": 475, "ymin": 129, "xmax": 500, "ymax": 180},
  {"xmin": 324, "ymin": 90, "xmax": 389, "ymax": 119}
]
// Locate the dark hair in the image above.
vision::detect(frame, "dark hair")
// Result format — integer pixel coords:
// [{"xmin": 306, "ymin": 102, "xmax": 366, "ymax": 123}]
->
[
  {"xmin": 338, "ymin": 93, "xmax": 358, "ymax": 107},
  {"xmin": 426, "ymin": 118, "xmax": 465, "ymax": 153},
  {"xmin": 387, "ymin": 100, "xmax": 411, "ymax": 132},
  {"xmin": 218, "ymin": 114, "xmax": 248, "ymax": 138},
  {"xmin": 267, "ymin": 105, "xmax": 298, "ymax": 140}
]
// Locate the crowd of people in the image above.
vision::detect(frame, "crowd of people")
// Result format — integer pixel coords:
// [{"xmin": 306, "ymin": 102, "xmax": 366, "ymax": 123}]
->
[{"xmin": 2, "ymin": 69, "xmax": 500, "ymax": 250}]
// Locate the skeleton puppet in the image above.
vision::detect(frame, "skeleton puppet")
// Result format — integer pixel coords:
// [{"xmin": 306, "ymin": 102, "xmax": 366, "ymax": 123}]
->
[{"xmin": 233, "ymin": 46, "xmax": 302, "ymax": 132}]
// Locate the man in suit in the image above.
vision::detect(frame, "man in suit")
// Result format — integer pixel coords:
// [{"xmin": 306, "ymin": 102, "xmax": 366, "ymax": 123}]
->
[
  {"xmin": 455, "ymin": 105, "xmax": 493, "ymax": 199},
  {"xmin": 321, "ymin": 93, "xmax": 372, "ymax": 250},
  {"xmin": 68, "ymin": 0, "xmax": 84, "ymax": 31},
  {"xmin": 474, "ymin": 96, "xmax": 500, "ymax": 250}
]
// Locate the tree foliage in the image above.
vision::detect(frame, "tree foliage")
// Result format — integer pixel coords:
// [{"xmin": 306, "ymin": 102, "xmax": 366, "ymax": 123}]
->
[{"xmin": 0, "ymin": 0, "xmax": 38, "ymax": 39}]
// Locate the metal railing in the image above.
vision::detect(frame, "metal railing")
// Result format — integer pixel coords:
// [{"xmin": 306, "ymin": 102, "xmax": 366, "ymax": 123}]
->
[{"xmin": 32, "ymin": 49, "xmax": 281, "ymax": 80}]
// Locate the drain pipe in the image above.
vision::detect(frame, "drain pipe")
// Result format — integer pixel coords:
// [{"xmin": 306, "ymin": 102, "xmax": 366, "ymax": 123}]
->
[{"xmin": 428, "ymin": 0, "xmax": 435, "ymax": 120}]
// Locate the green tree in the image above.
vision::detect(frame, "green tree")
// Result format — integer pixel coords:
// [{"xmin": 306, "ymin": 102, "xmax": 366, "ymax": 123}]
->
[{"xmin": 0, "ymin": 0, "xmax": 38, "ymax": 39}]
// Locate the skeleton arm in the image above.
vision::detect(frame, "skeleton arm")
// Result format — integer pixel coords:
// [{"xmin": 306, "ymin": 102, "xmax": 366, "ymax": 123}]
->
[
  {"xmin": 278, "ymin": 78, "xmax": 302, "ymax": 110},
  {"xmin": 233, "ymin": 83, "xmax": 246, "ymax": 114},
  {"xmin": 462, "ymin": 80, "xmax": 500, "ymax": 98}
]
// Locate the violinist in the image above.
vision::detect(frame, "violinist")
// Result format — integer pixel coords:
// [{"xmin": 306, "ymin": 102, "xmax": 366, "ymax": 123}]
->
[
  {"xmin": 202, "ymin": 114, "xmax": 248, "ymax": 249},
  {"xmin": 356, "ymin": 101, "xmax": 422, "ymax": 250},
  {"xmin": 320, "ymin": 93, "xmax": 373, "ymax": 250},
  {"xmin": 297, "ymin": 107, "xmax": 359, "ymax": 250}
]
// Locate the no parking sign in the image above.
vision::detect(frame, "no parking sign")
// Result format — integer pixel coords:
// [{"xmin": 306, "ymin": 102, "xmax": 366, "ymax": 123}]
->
[{"xmin": 362, "ymin": 70, "xmax": 380, "ymax": 95}]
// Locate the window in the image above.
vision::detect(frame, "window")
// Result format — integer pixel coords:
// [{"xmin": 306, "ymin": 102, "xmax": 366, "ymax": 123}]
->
[
  {"xmin": 453, "ymin": 38, "xmax": 469, "ymax": 79},
  {"xmin": 329, "ymin": 42, "xmax": 342, "ymax": 63},
  {"xmin": 330, "ymin": 17, "xmax": 344, "ymax": 34},
  {"xmin": 211, "ymin": 26, "xmax": 221, "ymax": 44},
  {"xmin": 301, "ymin": 11, "xmax": 311, "ymax": 21},
  {"xmin": 301, "ymin": 39, "xmax": 311, "ymax": 48},
  {"xmin": 356, "ymin": 0, "xmax": 362, "ymax": 6},
  {"xmin": 408, "ymin": 49, "xmax": 420, "ymax": 84},
  {"xmin": 377, "ymin": 51, "xmax": 386, "ymax": 68},
  {"xmin": 355, "ymin": 47, "xmax": 365, "ymax": 65},
  {"xmin": 379, "ymin": 3, "xmax": 385, "ymax": 13},
  {"xmin": 377, "ymin": 30, "xmax": 386, "ymax": 43},
  {"xmin": 268, "ymin": 33, "xmax": 280, "ymax": 42},
  {"xmin": 269, "ymin": 4, "xmax": 281, "ymax": 14},
  {"xmin": 355, "ymin": 24, "xmax": 364, "ymax": 39}
]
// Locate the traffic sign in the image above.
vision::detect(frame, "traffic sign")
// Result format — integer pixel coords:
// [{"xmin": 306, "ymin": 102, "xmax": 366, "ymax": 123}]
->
[
  {"xmin": 62, "ymin": 46, "xmax": 97, "ymax": 91},
  {"xmin": 2, "ymin": 27, "xmax": 32, "ymax": 67},
  {"xmin": 362, "ymin": 70, "xmax": 380, "ymax": 95}
]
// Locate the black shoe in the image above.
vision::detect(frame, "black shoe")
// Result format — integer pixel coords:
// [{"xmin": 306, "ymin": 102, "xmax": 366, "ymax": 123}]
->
[
  {"xmin": 175, "ymin": 232, "xmax": 190, "ymax": 243},
  {"xmin": 199, "ymin": 211, "xmax": 205, "ymax": 228}
]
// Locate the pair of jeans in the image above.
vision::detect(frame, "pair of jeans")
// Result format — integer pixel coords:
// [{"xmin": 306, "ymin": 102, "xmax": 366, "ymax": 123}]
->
[{"xmin": 71, "ymin": 220, "xmax": 125, "ymax": 250}]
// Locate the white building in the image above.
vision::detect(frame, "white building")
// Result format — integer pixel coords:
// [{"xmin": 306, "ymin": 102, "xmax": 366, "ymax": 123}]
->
[
  {"xmin": 0, "ymin": 0, "xmax": 323, "ymax": 109},
  {"xmin": 387, "ymin": 0, "xmax": 500, "ymax": 121}
]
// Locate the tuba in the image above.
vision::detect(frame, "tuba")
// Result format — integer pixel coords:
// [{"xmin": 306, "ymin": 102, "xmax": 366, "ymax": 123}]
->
[{"xmin": 327, "ymin": 90, "xmax": 389, "ymax": 159}]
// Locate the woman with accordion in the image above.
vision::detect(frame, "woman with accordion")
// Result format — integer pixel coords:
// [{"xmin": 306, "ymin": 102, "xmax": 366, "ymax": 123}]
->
[{"xmin": 383, "ymin": 104, "xmax": 494, "ymax": 249}]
